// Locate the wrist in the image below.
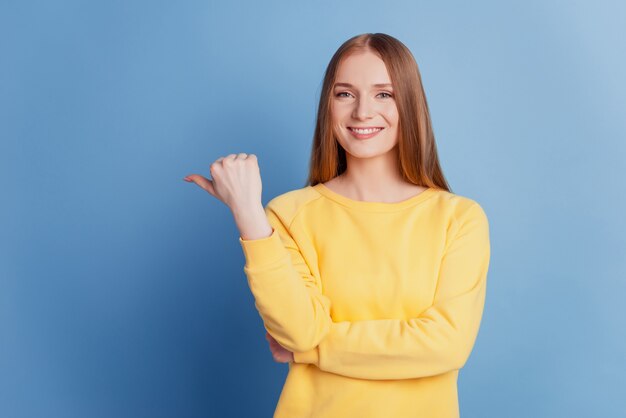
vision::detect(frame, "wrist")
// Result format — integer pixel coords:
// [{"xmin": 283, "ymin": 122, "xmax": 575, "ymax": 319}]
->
[
  {"xmin": 233, "ymin": 205, "xmax": 273, "ymax": 240},
  {"xmin": 231, "ymin": 201, "xmax": 264, "ymax": 219}
]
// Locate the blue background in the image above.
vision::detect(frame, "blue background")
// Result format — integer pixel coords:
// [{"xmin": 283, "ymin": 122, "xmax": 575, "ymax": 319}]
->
[{"xmin": 2, "ymin": 1, "xmax": 625, "ymax": 417}]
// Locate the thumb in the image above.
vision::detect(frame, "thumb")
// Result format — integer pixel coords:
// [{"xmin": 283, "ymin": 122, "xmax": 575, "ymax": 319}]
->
[{"xmin": 184, "ymin": 174, "xmax": 217, "ymax": 198}]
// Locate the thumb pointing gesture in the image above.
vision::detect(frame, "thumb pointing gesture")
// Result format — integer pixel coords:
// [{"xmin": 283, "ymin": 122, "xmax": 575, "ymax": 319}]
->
[
  {"xmin": 183, "ymin": 153, "xmax": 263, "ymax": 214},
  {"xmin": 183, "ymin": 174, "xmax": 219, "ymax": 200}
]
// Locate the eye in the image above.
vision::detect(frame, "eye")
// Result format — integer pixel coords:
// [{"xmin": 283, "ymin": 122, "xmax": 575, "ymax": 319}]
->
[
  {"xmin": 335, "ymin": 92, "xmax": 352, "ymax": 98},
  {"xmin": 377, "ymin": 92, "xmax": 393, "ymax": 98}
]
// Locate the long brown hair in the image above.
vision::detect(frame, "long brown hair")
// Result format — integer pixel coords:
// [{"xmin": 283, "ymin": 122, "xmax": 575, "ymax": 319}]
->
[{"xmin": 304, "ymin": 33, "xmax": 451, "ymax": 192}]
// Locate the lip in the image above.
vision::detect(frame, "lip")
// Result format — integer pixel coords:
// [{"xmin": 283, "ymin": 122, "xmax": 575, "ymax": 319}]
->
[{"xmin": 348, "ymin": 127, "xmax": 384, "ymax": 140}]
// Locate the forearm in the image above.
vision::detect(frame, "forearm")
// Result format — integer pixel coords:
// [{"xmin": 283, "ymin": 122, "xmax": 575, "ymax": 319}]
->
[
  {"xmin": 293, "ymin": 289, "xmax": 486, "ymax": 379},
  {"xmin": 232, "ymin": 204, "xmax": 273, "ymax": 240}
]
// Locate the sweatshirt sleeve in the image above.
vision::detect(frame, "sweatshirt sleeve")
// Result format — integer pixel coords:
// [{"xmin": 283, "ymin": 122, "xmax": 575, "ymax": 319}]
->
[
  {"xmin": 238, "ymin": 202, "xmax": 332, "ymax": 353},
  {"xmin": 292, "ymin": 202, "xmax": 490, "ymax": 380}
]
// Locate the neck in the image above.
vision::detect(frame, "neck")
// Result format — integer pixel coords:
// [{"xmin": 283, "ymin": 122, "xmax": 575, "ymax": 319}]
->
[{"xmin": 338, "ymin": 147, "xmax": 411, "ymax": 202}]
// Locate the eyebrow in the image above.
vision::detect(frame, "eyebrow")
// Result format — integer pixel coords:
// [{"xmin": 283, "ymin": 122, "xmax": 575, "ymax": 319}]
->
[{"xmin": 333, "ymin": 82, "xmax": 393, "ymax": 88}]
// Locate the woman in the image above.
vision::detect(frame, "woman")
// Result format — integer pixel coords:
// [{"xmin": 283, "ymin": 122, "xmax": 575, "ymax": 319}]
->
[{"xmin": 184, "ymin": 33, "xmax": 490, "ymax": 418}]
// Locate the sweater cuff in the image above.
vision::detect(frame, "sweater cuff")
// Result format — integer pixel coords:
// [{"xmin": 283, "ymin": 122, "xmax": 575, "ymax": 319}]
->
[
  {"xmin": 293, "ymin": 347, "xmax": 319, "ymax": 365},
  {"xmin": 238, "ymin": 228, "xmax": 285, "ymax": 269}
]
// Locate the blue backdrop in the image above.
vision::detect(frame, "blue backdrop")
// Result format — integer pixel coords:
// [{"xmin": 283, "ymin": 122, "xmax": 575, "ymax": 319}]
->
[{"xmin": 2, "ymin": 1, "xmax": 625, "ymax": 417}]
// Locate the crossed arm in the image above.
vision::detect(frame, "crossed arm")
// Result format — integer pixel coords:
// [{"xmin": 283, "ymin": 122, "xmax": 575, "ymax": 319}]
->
[{"xmin": 239, "ymin": 202, "xmax": 490, "ymax": 380}]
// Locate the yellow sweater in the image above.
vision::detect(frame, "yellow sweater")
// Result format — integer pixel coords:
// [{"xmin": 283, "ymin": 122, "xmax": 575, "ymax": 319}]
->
[{"xmin": 238, "ymin": 183, "xmax": 491, "ymax": 418}]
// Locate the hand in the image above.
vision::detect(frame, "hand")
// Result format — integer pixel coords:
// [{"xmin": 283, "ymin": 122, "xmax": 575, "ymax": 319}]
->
[
  {"xmin": 265, "ymin": 331, "xmax": 294, "ymax": 363},
  {"xmin": 184, "ymin": 153, "xmax": 262, "ymax": 213}
]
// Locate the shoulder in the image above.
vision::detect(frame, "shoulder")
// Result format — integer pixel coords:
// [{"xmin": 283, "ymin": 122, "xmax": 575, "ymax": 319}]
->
[
  {"xmin": 430, "ymin": 188, "xmax": 489, "ymax": 226},
  {"xmin": 264, "ymin": 186, "xmax": 323, "ymax": 227},
  {"xmin": 428, "ymin": 190, "xmax": 490, "ymax": 256}
]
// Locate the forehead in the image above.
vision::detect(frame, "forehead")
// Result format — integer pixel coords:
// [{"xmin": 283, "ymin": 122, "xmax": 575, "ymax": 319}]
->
[{"xmin": 335, "ymin": 51, "xmax": 392, "ymax": 86}]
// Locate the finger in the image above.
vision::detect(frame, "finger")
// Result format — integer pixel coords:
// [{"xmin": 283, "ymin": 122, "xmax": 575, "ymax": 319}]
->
[
  {"xmin": 235, "ymin": 153, "xmax": 248, "ymax": 160},
  {"xmin": 184, "ymin": 174, "xmax": 217, "ymax": 197}
]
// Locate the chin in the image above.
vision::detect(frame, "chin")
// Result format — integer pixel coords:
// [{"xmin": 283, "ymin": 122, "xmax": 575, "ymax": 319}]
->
[{"xmin": 344, "ymin": 146, "xmax": 395, "ymax": 160}]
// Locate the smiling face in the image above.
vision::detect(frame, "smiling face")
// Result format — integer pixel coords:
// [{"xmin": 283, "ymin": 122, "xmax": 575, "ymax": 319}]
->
[{"xmin": 330, "ymin": 50, "xmax": 400, "ymax": 160}]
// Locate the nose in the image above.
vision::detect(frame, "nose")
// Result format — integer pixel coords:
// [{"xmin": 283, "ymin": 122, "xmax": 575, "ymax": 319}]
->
[{"xmin": 352, "ymin": 96, "xmax": 375, "ymax": 120}]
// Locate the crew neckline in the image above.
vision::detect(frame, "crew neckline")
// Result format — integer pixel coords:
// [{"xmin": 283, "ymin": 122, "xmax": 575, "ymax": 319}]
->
[{"xmin": 312, "ymin": 183, "xmax": 437, "ymax": 212}]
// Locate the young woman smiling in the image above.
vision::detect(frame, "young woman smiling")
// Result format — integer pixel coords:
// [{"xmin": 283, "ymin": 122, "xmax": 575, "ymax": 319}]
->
[{"xmin": 185, "ymin": 33, "xmax": 490, "ymax": 418}]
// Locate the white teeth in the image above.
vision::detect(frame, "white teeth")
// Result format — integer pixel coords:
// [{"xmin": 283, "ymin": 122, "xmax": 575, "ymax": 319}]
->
[{"xmin": 351, "ymin": 128, "xmax": 382, "ymax": 134}]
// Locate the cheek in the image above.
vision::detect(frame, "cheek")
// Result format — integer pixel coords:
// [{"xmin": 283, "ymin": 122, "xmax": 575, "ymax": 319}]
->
[
  {"xmin": 376, "ymin": 102, "xmax": 398, "ymax": 123},
  {"xmin": 330, "ymin": 121, "xmax": 344, "ymax": 141},
  {"xmin": 386, "ymin": 108, "xmax": 399, "ymax": 127},
  {"xmin": 331, "ymin": 104, "xmax": 350, "ymax": 120},
  {"xmin": 330, "ymin": 108, "xmax": 343, "ymax": 128}
]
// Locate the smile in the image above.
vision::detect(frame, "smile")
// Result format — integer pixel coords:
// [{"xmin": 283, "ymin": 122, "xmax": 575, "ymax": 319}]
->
[
  {"xmin": 348, "ymin": 127, "xmax": 384, "ymax": 139},
  {"xmin": 349, "ymin": 127, "xmax": 383, "ymax": 134}
]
